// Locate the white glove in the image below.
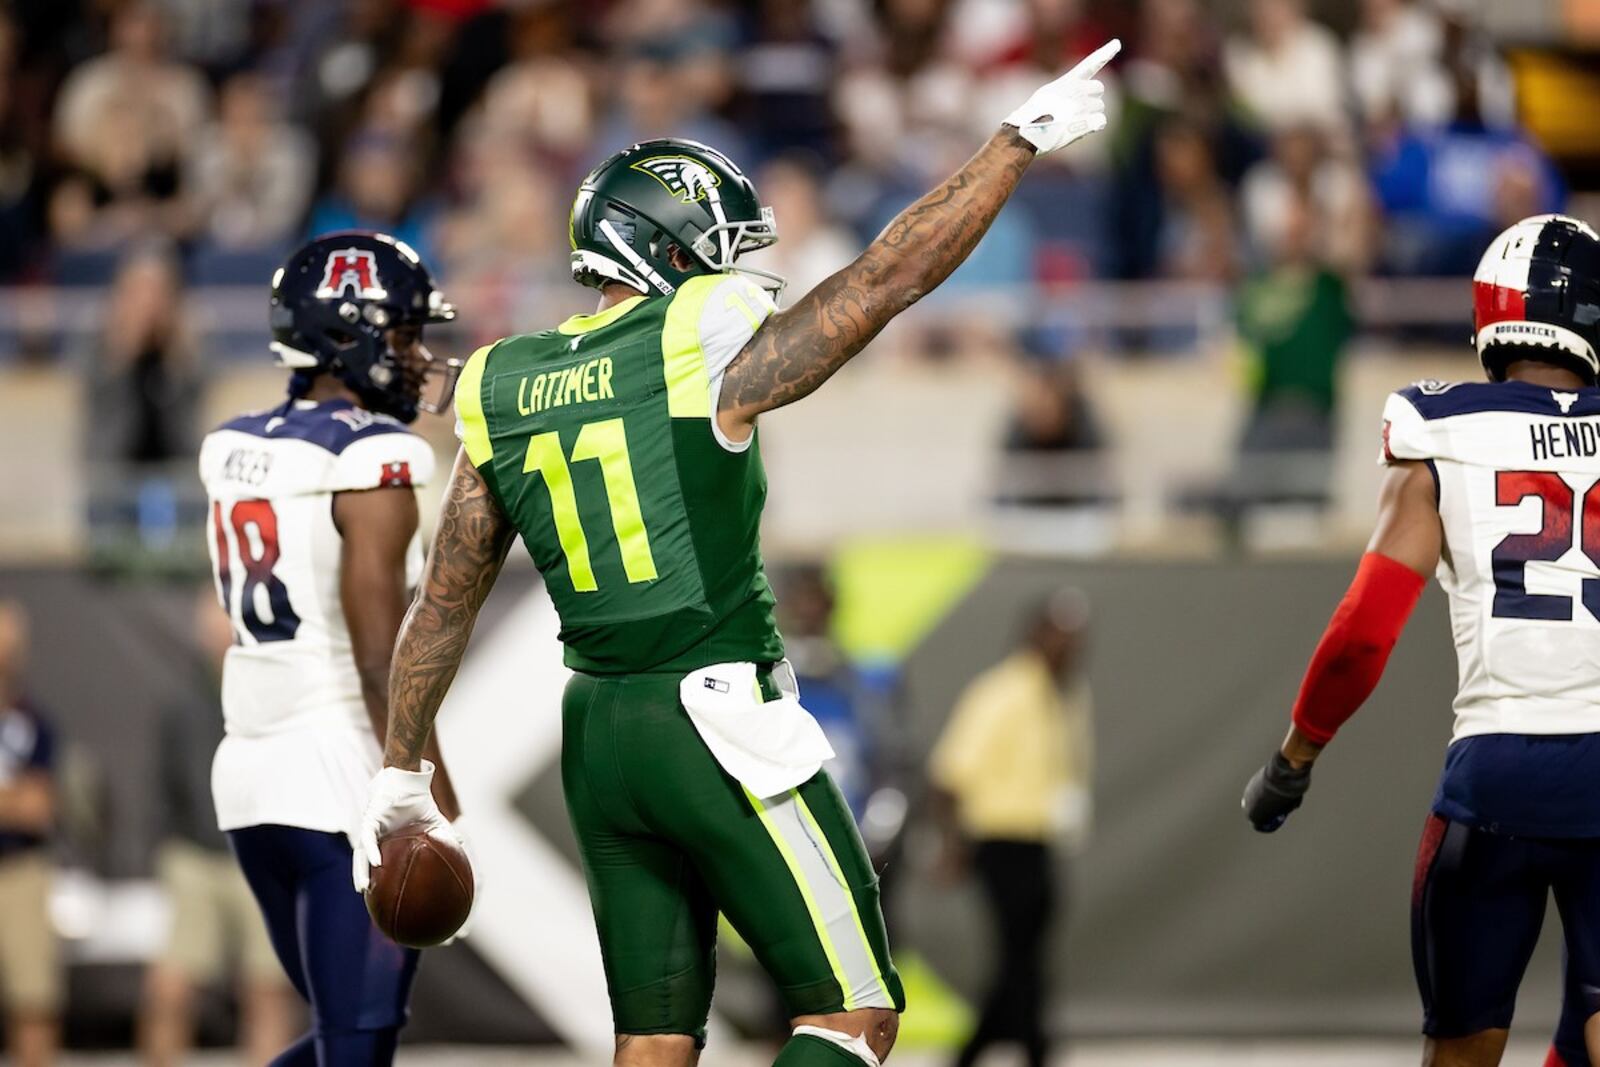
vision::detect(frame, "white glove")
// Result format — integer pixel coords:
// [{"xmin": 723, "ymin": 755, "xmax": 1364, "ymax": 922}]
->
[
  {"xmin": 352, "ymin": 760, "xmax": 454, "ymax": 893},
  {"xmin": 1002, "ymin": 38, "xmax": 1121, "ymax": 154}
]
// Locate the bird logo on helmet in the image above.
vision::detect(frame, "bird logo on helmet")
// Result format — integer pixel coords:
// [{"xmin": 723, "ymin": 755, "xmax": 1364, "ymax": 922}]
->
[
  {"xmin": 568, "ymin": 137, "xmax": 786, "ymax": 299},
  {"xmin": 629, "ymin": 156, "xmax": 723, "ymax": 205},
  {"xmin": 268, "ymin": 232, "xmax": 459, "ymax": 424},
  {"xmin": 1472, "ymin": 213, "xmax": 1600, "ymax": 386}
]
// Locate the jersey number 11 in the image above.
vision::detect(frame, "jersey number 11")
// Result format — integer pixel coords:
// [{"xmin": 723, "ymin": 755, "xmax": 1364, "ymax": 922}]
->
[{"xmin": 523, "ymin": 418, "xmax": 659, "ymax": 593}]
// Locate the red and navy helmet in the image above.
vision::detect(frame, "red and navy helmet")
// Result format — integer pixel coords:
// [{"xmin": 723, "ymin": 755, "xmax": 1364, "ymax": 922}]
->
[
  {"xmin": 1473, "ymin": 214, "xmax": 1600, "ymax": 386},
  {"xmin": 269, "ymin": 232, "xmax": 458, "ymax": 423}
]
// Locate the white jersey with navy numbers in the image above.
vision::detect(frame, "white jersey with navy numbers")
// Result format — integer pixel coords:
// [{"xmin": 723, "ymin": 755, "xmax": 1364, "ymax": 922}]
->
[
  {"xmin": 199, "ymin": 398, "xmax": 435, "ymax": 836},
  {"xmin": 1383, "ymin": 379, "xmax": 1600, "ymax": 741}
]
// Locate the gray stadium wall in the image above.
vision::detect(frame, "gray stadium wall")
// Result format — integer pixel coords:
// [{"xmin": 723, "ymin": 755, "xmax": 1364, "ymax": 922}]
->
[{"xmin": 0, "ymin": 560, "xmax": 1568, "ymax": 1043}]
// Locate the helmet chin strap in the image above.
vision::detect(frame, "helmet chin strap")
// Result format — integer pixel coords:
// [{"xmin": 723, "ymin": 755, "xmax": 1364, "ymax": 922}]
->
[{"xmin": 599, "ymin": 219, "xmax": 676, "ymax": 295}]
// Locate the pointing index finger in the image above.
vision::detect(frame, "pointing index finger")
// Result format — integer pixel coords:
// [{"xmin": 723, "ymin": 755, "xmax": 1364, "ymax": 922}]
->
[{"xmin": 1069, "ymin": 38, "xmax": 1121, "ymax": 80}]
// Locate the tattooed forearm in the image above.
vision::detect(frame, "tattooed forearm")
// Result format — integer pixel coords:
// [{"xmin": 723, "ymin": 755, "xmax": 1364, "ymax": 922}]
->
[
  {"xmin": 719, "ymin": 127, "xmax": 1036, "ymax": 419},
  {"xmin": 384, "ymin": 450, "xmax": 515, "ymax": 770}
]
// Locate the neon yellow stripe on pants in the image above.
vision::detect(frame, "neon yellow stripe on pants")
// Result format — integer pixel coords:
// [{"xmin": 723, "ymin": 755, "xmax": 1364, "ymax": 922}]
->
[
  {"xmin": 794, "ymin": 792, "xmax": 892, "ymax": 1007},
  {"xmin": 744, "ymin": 786, "xmax": 858, "ymax": 1011}
]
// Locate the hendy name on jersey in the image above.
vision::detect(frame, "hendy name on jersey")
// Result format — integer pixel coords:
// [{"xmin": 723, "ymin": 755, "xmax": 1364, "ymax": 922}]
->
[{"xmin": 1530, "ymin": 419, "xmax": 1600, "ymax": 461}]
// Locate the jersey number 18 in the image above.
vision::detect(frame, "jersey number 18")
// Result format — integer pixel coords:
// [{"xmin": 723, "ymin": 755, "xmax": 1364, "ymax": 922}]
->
[{"xmin": 211, "ymin": 500, "xmax": 302, "ymax": 643}]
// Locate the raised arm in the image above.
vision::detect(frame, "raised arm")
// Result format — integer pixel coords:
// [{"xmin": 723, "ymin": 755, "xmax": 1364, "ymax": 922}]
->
[
  {"xmin": 716, "ymin": 39, "xmax": 1120, "ymax": 441},
  {"xmin": 383, "ymin": 449, "xmax": 516, "ymax": 771}
]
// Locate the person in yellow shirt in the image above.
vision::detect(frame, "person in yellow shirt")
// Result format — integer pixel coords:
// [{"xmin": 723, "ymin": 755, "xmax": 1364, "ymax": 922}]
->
[{"xmin": 929, "ymin": 588, "xmax": 1093, "ymax": 1067}]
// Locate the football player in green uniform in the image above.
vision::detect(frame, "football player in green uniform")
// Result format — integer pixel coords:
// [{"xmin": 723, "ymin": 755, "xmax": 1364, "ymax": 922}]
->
[{"xmin": 353, "ymin": 39, "xmax": 1120, "ymax": 1067}]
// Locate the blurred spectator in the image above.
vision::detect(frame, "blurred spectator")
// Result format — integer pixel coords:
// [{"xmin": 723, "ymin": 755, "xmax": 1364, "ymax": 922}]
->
[
  {"xmin": 1233, "ymin": 195, "xmax": 1355, "ymax": 496},
  {"xmin": 591, "ymin": 43, "xmax": 749, "ymax": 168},
  {"xmin": 1117, "ymin": 0, "xmax": 1225, "ymax": 122},
  {"xmin": 1418, "ymin": 0, "xmax": 1517, "ymax": 130},
  {"xmin": 0, "ymin": 601, "xmax": 61, "ymax": 1067},
  {"xmin": 306, "ymin": 130, "xmax": 437, "ymax": 260},
  {"xmin": 1348, "ymin": 0, "xmax": 1444, "ymax": 126},
  {"xmin": 53, "ymin": 3, "xmax": 209, "ymax": 164},
  {"xmin": 474, "ymin": 5, "xmax": 595, "ymax": 165},
  {"xmin": 745, "ymin": 155, "xmax": 857, "ymax": 299},
  {"xmin": 778, "ymin": 566, "xmax": 879, "ymax": 820},
  {"xmin": 1152, "ymin": 120, "xmax": 1240, "ymax": 282},
  {"xmin": 833, "ymin": 0, "xmax": 969, "ymax": 173},
  {"xmin": 1000, "ymin": 358, "xmax": 1106, "ymax": 506},
  {"xmin": 50, "ymin": 2, "xmax": 208, "ymax": 248},
  {"xmin": 0, "ymin": 11, "xmax": 43, "ymax": 281},
  {"xmin": 979, "ymin": 0, "xmax": 1109, "ymax": 73},
  {"xmin": 734, "ymin": 0, "xmax": 841, "ymax": 163},
  {"xmin": 437, "ymin": 131, "xmax": 571, "ymax": 344},
  {"xmin": 1241, "ymin": 124, "xmax": 1373, "ymax": 275},
  {"xmin": 930, "ymin": 588, "xmax": 1094, "ymax": 1067},
  {"xmin": 86, "ymin": 243, "xmax": 200, "ymax": 468},
  {"xmin": 1224, "ymin": 0, "xmax": 1346, "ymax": 134},
  {"xmin": 155, "ymin": 0, "xmax": 256, "ymax": 75},
  {"xmin": 1368, "ymin": 70, "xmax": 1562, "ymax": 275},
  {"xmin": 140, "ymin": 591, "xmax": 295, "ymax": 1067},
  {"xmin": 187, "ymin": 72, "xmax": 317, "ymax": 251},
  {"xmin": 84, "ymin": 243, "xmax": 202, "ymax": 550},
  {"xmin": 1108, "ymin": 0, "xmax": 1259, "ymax": 281},
  {"xmin": 293, "ymin": 0, "xmax": 405, "ymax": 131}
]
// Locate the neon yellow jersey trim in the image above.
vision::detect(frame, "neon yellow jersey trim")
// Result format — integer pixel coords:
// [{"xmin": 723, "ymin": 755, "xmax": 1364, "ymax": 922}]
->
[
  {"xmin": 455, "ymin": 342, "xmax": 497, "ymax": 467},
  {"xmin": 743, "ymin": 786, "xmax": 858, "ymax": 1011},
  {"xmin": 795, "ymin": 792, "xmax": 892, "ymax": 1006},
  {"xmin": 558, "ymin": 296, "xmax": 646, "ymax": 335},
  {"xmin": 661, "ymin": 274, "xmax": 723, "ymax": 418}
]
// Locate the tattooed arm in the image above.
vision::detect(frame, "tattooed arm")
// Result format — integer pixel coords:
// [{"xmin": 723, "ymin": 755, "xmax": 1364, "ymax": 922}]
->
[
  {"xmin": 716, "ymin": 40, "xmax": 1118, "ymax": 442},
  {"xmin": 383, "ymin": 449, "xmax": 516, "ymax": 773},
  {"xmin": 716, "ymin": 130, "xmax": 1035, "ymax": 438}
]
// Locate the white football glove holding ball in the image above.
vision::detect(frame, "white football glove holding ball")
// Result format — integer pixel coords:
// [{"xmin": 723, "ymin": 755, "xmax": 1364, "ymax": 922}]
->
[
  {"xmin": 1002, "ymin": 38, "xmax": 1121, "ymax": 154},
  {"xmin": 352, "ymin": 760, "xmax": 455, "ymax": 893}
]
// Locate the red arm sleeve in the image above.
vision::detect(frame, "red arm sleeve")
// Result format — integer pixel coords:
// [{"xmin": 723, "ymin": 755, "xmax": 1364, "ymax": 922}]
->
[{"xmin": 1290, "ymin": 552, "xmax": 1427, "ymax": 745}]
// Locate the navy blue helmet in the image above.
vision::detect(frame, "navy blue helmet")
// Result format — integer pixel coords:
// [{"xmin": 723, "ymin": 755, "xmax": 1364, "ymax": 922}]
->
[{"xmin": 269, "ymin": 232, "xmax": 458, "ymax": 423}]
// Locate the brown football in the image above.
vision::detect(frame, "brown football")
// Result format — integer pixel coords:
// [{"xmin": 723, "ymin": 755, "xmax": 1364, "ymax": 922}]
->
[{"xmin": 363, "ymin": 822, "xmax": 474, "ymax": 948}]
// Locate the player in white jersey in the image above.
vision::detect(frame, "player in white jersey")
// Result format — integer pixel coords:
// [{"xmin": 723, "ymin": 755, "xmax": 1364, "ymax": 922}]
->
[
  {"xmin": 1242, "ymin": 214, "xmax": 1600, "ymax": 1067},
  {"xmin": 199, "ymin": 231, "xmax": 464, "ymax": 1065}
]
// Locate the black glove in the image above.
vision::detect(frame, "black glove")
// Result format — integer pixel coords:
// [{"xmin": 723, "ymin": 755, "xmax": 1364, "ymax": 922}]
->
[{"xmin": 1242, "ymin": 751, "xmax": 1312, "ymax": 833}]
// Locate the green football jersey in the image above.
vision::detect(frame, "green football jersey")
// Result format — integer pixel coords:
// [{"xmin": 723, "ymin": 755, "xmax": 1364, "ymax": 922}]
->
[{"xmin": 454, "ymin": 273, "xmax": 786, "ymax": 674}]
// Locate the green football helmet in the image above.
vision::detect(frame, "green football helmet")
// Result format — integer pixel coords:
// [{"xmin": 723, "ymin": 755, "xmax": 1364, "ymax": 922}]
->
[{"xmin": 569, "ymin": 138, "xmax": 783, "ymax": 298}]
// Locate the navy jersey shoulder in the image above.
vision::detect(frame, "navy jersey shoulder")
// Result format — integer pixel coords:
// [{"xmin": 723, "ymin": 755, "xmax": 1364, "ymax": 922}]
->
[
  {"xmin": 1396, "ymin": 380, "xmax": 1600, "ymax": 421},
  {"xmin": 215, "ymin": 399, "xmax": 412, "ymax": 455}
]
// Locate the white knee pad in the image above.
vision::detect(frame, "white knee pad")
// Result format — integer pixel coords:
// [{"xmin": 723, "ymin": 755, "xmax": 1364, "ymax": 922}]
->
[{"xmin": 793, "ymin": 1025, "xmax": 882, "ymax": 1067}]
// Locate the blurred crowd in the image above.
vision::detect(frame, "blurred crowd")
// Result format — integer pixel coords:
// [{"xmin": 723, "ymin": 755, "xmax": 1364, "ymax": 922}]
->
[
  {"xmin": 0, "ymin": 0, "xmax": 1564, "ymax": 290},
  {"xmin": 0, "ymin": 0, "xmax": 1577, "ymax": 521}
]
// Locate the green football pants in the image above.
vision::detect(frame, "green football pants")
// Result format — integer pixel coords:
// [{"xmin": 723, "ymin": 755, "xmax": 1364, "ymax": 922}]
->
[{"xmin": 561, "ymin": 670, "xmax": 905, "ymax": 1042}]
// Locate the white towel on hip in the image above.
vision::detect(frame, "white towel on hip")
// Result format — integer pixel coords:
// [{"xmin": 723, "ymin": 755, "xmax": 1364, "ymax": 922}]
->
[{"xmin": 678, "ymin": 661, "xmax": 835, "ymax": 800}]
